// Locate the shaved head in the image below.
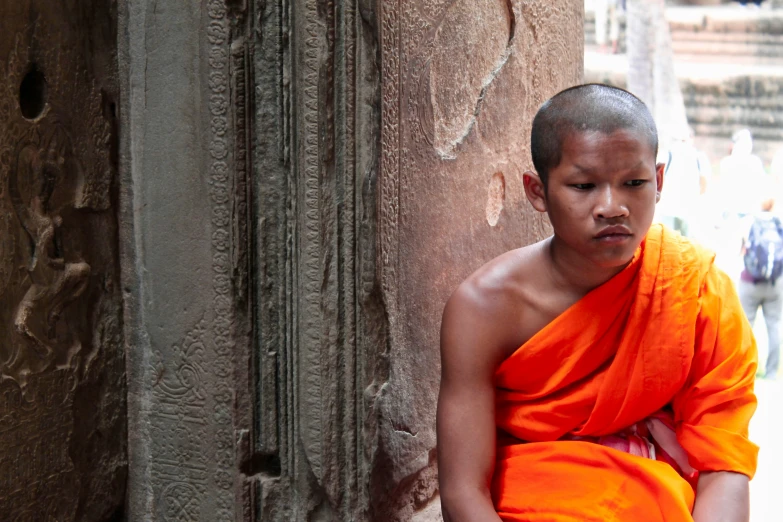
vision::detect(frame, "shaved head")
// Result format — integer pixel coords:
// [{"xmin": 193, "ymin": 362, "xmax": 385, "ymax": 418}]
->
[{"xmin": 531, "ymin": 84, "xmax": 658, "ymax": 186}]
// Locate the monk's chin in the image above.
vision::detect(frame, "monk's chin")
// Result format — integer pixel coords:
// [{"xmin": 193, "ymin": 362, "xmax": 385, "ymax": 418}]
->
[{"xmin": 588, "ymin": 249, "xmax": 637, "ymax": 270}]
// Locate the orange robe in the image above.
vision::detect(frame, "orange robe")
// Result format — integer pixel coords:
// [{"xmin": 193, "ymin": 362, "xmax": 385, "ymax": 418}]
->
[{"xmin": 492, "ymin": 224, "xmax": 759, "ymax": 521}]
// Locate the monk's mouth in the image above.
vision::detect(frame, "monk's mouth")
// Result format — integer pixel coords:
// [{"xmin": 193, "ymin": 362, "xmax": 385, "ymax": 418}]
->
[
  {"xmin": 594, "ymin": 225, "xmax": 632, "ymax": 241},
  {"xmin": 594, "ymin": 233, "xmax": 632, "ymax": 243}
]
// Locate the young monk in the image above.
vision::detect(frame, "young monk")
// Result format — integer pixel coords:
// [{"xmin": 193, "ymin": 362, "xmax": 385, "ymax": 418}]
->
[{"xmin": 437, "ymin": 84, "xmax": 758, "ymax": 521}]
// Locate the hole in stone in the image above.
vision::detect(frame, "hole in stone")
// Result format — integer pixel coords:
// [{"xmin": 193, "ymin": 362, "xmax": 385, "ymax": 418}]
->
[
  {"xmin": 103, "ymin": 505, "xmax": 125, "ymax": 522},
  {"xmin": 241, "ymin": 452, "xmax": 282, "ymax": 478},
  {"xmin": 486, "ymin": 172, "xmax": 506, "ymax": 227},
  {"xmin": 19, "ymin": 66, "xmax": 47, "ymax": 120}
]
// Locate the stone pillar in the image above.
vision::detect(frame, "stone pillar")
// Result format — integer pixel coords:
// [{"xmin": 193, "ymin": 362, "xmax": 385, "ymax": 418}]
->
[
  {"xmin": 121, "ymin": 0, "xmax": 250, "ymax": 520},
  {"xmin": 122, "ymin": 0, "xmax": 582, "ymax": 521},
  {"xmin": 0, "ymin": 1, "xmax": 125, "ymax": 520},
  {"xmin": 627, "ymin": 0, "xmax": 689, "ymax": 144}
]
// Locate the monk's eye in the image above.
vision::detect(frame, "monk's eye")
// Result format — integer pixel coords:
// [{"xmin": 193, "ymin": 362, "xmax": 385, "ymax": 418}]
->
[
  {"xmin": 626, "ymin": 179, "xmax": 646, "ymax": 187},
  {"xmin": 570, "ymin": 183, "xmax": 594, "ymax": 190}
]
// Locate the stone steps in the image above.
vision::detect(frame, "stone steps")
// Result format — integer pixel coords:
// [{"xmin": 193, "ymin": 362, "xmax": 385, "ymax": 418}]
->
[
  {"xmin": 584, "ymin": 5, "xmax": 783, "ymax": 165},
  {"xmin": 585, "ymin": 51, "xmax": 783, "ymax": 163},
  {"xmin": 671, "ymin": 33, "xmax": 783, "ymax": 63},
  {"xmin": 684, "ymin": 76, "xmax": 783, "ymax": 158},
  {"xmin": 586, "ymin": 7, "xmax": 783, "ymax": 61},
  {"xmin": 669, "ymin": 13, "xmax": 783, "ymax": 63}
]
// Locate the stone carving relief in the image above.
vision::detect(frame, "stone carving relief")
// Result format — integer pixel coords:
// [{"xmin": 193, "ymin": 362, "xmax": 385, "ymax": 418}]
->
[
  {"xmin": 5, "ymin": 126, "xmax": 91, "ymax": 384},
  {"xmin": 127, "ymin": 1, "xmax": 242, "ymax": 520},
  {"xmin": 150, "ymin": 316, "xmax": 209, "ymax": 522},
  {"xmin": 0, "ymin": 187, "xmax": 14, "ymax": 297},
  {"xmin": 124, "ymin": 0, "xmax": 579, "ymax": 520},
  {"xmin": 206, "ymin": 2, "xmax": 239, "ymax": 518},
  {"xmin": 0, "ymin": 370, "xmax": 79, "ymax": 521},
  {"xmin": 246, "ymin": 0, "xmax": 383, "ymax": 518},
  {"xmin": 0, "ymin": 28, "xmax": 113, "ymax": 387}
]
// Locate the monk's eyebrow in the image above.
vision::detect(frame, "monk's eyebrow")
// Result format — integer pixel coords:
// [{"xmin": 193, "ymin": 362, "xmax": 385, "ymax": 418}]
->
[
  {"xmin": 625, "ymin": 161, "xmax": 646, "ymax": 172},
  {"xmin": 572, "ymin": 161, "xmax": 647, "ymax": 174},
  {"xmin": 571, "ymin": 164, "xmax": 593, "ymax": 172}
]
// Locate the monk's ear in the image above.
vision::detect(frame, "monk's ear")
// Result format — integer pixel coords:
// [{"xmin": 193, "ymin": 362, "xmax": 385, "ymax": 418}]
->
[
  {"xmin": 655, "ymin": 162, "xmax": 665, "ymax": 203},
  {"xmin": 523, "ymin": 171, "xmax": 548, "ymax": 213}
]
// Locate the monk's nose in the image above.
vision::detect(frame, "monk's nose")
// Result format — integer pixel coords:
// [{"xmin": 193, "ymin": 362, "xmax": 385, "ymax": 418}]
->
[{"xmin": 594, "ymin": 188, "xmax": 629, "ymax": 219}]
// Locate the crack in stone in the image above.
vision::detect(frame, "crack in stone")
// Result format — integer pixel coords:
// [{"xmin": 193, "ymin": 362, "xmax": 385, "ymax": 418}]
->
[
  {"xmin": 392, "ymin": 422, "xmax": 419, "ymax": 437},
  {"xmin": 438, "ymin": 0, "xmax": 517, "ymax": 160}
]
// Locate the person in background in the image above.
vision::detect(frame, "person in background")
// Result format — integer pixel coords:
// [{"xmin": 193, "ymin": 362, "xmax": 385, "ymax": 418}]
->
[
  {"xmin": 740, "ymin": 194, "xmax": 783, "ymax": 380},
  {"xmin": 655, "ymin": 126, "xmax": 709, "ymax": 238},
  {"xmin": 718, "ymin": 129, "xmax": 767, "ymax": 219},
  {"xmin": 710, "ymin": 129, "xmax": 767, "ymax": 276}
]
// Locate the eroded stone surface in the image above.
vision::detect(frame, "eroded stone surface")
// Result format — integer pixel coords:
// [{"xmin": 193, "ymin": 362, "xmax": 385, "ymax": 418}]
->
[
  {"xmin": 0, "ymin": 1, "xmax": 125, "ymax": 520},
  {"xmin": 486, "ymin": 172, "xmax": 506, "ymax": 226},
  {"xmin": 430, "ymin": 0, "xmax": 513, "ymax": 158}
]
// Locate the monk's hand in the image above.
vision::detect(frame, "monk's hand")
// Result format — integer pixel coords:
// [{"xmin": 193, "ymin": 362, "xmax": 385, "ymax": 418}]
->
[{"xmin": 692, "ymin": 471, "xmax": 750, "ymax": 522}]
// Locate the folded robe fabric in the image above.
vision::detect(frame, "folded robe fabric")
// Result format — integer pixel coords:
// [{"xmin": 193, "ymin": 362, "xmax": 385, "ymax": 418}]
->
[{"xmin": 492, "ymin": 224, "xmax": 759, "ymax": 521}]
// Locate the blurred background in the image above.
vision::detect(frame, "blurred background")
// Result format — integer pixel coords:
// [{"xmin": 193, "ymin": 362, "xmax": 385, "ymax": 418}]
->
[{"xmin": 583, "ymin": 1, "xmax": 783, "ymax": 519}]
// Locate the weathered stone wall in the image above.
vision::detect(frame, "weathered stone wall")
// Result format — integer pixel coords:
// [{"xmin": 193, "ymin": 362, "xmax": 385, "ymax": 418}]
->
[
  {"xmin": 122, "ymin": 1, "xmax": 582, "ymax": 521},
  {"xmin": 0, "ymin": 1, "xmax": 125, "ymax": 520},
  {"xmin": 375, "ymin": 1, "xmax": 582, "ymax": 519}
]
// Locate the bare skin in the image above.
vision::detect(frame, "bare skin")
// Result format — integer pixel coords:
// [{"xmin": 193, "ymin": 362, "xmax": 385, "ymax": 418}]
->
[{"xmin": 437, "ymin": 129, "xmax": 749, "ymax": 521}]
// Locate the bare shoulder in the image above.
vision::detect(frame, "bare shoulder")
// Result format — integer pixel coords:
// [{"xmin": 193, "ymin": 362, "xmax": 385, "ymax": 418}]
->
[
  {"xmin": 445, "ymin": 244, "xmax": 538, "ymax": 316},
  {"xmin": 441, "ymin": 240, "xmax": 547, "ymax": 373}
]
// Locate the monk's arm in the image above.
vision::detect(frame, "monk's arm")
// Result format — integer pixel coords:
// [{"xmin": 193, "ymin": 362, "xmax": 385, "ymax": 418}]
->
[
  {"xmin": 674, "ymin": 269, "xmax": 758, "ymax": 522},
  {"xmin": 437, "ymin": 289, "xmax": 505, "ymax": 522},
  {"xmin": 692, "ymin": 471, "xmax": 749, "ymax": 522}
]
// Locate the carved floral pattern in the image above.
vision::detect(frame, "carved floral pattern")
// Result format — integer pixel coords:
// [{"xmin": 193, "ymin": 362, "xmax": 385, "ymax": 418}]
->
[
  {"xmin": 207, "ymin": 0, "xmax": 237, "ymax": 510},
  {"xmin": 163, "ymin": 483, "xmax": 201, "ymax": 522},
  {"xmin": 152, "ymin": 317, "xmax": 207, "ymax": 403}
]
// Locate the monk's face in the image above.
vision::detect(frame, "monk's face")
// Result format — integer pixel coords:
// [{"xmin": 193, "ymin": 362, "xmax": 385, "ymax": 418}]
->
[{"xmin": 528, "ymin": 129, "xmax": 664, "ymax": 268}]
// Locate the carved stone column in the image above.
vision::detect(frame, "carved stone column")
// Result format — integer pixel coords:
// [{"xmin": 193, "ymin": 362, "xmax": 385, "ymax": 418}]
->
[
  {"xmin": 250, "ymin": 0, "xmax": 382, "ymax": 519},
  {"xmin": 0, "ymin": 1, "xmax": 125, "ymax": 520},
  {"xmin": 121, "ymin": 0, "xmax": 250, "ymax": 520},
  {"xmin": 122, "ymin": 0, "xmax": 582, "ymax": 521},
  {"xmin": 250, "ymin": 1, "xmax": 582, "ymax": 520}
]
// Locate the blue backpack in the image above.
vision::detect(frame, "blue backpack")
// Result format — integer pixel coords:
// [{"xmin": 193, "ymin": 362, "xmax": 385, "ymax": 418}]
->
[{"xmin": 744, "ymin": 215, "xmax": 783, "ymax": 283}]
